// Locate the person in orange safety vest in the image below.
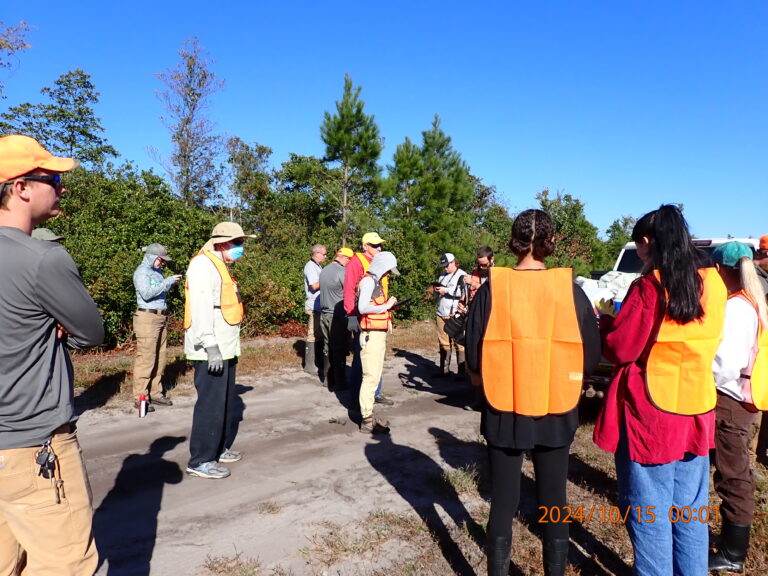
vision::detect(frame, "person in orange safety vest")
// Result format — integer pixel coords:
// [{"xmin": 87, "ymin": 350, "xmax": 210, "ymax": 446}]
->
[
  {"xmin": 355, "ymin": 251, "xmax": 400, "ymax": 434},
  {"xmin": 465, "ymin": 209, "xmax": 600, "ymax": 576}
]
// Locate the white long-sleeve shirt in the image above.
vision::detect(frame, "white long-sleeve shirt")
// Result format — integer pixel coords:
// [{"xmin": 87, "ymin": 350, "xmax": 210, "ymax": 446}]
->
[
  {"xmin": 184, "ymin": 251, "xmax": 241, "ymax": 360},
  {"xmin": 712, "ymin": 295, "xmax": 758, "ymax": 403}
]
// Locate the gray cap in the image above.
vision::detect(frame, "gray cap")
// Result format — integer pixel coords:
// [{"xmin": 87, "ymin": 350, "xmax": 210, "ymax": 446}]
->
[
  {"xmin": 31, "ymin": 228, "xmax": 65, "ymax": 242},
  {"xmin": 143, "ymin": 243, "xmax": 173, "ymax": 261}
]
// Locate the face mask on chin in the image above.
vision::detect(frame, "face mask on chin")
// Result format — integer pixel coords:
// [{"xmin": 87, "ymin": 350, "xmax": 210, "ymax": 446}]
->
[{"xmin": 227, "ymin": 245, "xmax": 244, "ymax": 261}]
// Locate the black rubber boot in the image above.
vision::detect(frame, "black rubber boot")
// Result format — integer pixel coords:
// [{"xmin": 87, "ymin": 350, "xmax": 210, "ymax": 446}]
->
[
  {"xmin": 432, "ymin": 349, "xmax": 450, "ymax": 378},
  {"xmin": 486, "ymin": 535, "xmax": 512, "ymax": 576},
  {"xmin": 708, "ymin": 520, "xmax": 750, "ymax": 573},
  {"xmin": 543, "ymin": 537, "xmax": 569, "ymax": 576}
]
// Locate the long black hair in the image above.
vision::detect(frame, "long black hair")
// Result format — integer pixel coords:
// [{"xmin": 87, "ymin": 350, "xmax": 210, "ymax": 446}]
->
[{"xmin": 631, "ymin": 205, "xmax": 703, "ymax": 323}]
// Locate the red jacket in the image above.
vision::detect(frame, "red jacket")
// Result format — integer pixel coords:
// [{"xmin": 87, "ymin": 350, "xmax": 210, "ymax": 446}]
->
[
  {"xmin": 343, "ymin": 253, "xmax": 371, "ymax": 316},
  {"xmin": 593, "ymin": 275, "xmax": 715, "ymax": 465}
]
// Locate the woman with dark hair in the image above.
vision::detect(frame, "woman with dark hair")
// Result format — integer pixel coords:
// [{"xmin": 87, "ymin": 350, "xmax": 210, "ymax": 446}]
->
[
  {"xmin": 466, "ymin": 209, "xmax": 600, "ymax": 576},
  {"xmin": 593, "ymin": 205, "xmax": 727, "ymax": 576},
  {"xmin": 708, "ymin": 242, "xmax": 768, "ymax": 573}
]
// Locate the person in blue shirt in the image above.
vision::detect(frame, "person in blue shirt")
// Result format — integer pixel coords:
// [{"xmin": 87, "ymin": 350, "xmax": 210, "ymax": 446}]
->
[{"xmin": 133, "ymin": 243, "xmax": 181, "ymax": 412}]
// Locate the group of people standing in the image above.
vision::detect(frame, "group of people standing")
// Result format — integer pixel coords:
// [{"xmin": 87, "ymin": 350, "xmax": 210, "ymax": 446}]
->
[
  {"xmin": 303, "ymin": 232, "xmax": 400, "ymax": 433},
  {"xmin": 467, "ymin": 206, "xmax": 768, "ymax": 576},
  {"xmin": 0, "ymin": 134, "xmax": 262, "ymax": 572},
  {"xmin": 3, "ymin": 132, "xmax": 768, "ymax": 575}
]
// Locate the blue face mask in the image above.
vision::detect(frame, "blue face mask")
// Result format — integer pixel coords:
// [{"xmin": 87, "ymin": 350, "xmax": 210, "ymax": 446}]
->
[{"xmin": 227, "ymin": 245, "xmax": 244, "ymax": 261}]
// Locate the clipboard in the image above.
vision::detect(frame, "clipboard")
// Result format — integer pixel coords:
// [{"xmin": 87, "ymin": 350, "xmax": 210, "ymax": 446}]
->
[{"xmin": 390, "ymin": 296, "xmax": 413, "ymax": 311}]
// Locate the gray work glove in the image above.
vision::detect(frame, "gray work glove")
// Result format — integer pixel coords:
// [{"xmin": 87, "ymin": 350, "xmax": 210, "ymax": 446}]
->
[
  {"xmin": 205, "ymin": 345, "xmax": 224, "ymax": 375},
  {"xmin": 347, "ymin": 316, "xmax": 360, "ymax": 334}
]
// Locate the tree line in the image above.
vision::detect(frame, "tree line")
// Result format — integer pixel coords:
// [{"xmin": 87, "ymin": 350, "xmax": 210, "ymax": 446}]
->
[{"xmin": 1, "ymin": 31, "xmax": 633, "ymax": 348}]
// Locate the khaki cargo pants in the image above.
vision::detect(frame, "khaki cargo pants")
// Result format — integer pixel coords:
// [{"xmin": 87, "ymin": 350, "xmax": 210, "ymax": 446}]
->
[{"xmin": 0, "ymin": 425, "xmax": 97, "ymax": 575}]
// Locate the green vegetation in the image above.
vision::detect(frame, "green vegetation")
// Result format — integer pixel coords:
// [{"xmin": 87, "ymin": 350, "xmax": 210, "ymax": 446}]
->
[{"xmin": 1, "ymin": 38, "xmax": 634, "ymax": 348}]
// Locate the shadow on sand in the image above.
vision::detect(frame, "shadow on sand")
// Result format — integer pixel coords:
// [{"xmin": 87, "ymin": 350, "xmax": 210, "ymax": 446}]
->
[
  {"xmin": 93, "ymin": 435, "xmax": 185, "ymax": 576},
  {"xmin": 364, "ymin": 428, "xmax": 486, "ymax": 576}
]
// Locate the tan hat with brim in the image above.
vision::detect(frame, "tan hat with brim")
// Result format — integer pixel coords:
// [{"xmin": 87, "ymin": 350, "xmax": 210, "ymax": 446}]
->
[
  {"xmin": 0, "ymin": 135, "xmax": 79, "ymax": 182},
  {"xmin": 202, "ymin": 221, "xmax": 256, "ymax": 252}
]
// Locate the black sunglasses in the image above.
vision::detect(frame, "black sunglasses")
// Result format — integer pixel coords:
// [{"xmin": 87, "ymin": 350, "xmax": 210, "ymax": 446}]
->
[
  {"xmin": 756, "ymin": 250, "xmax": 768, "ymax": 259},
  {"xmin": 231, "ymin": 238, "xmax": 245, "ymax": 246},
  {"xmin": 24, "ymin": 174, "xmax": 63, "ymax": 188},
  {"xmin": 369, "ymin": 243, "xmax": 382, "ymax": 249}
]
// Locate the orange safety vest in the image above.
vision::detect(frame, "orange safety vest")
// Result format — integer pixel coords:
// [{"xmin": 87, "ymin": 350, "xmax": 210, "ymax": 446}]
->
[
  {"xmin": 733, "ymin": 291, "xmax": 768, "ymax": 410},
  {"xmin": 356, "ymin": 252, "xmax": 388, "ymax": 296},
  {"xmin": 644, "ymin": 268, "xmax": 727, "ymax": 415},
  {"xmin": 184, "ymin": 250, "xmax": 244, "ymax": 328},
  {"xmin": 481, "ymin": 267, "xmax": 584, "ymax": 416},
  {"xmin": 357, "ymin": 273, "xmax": 390, "ymax": 331}
]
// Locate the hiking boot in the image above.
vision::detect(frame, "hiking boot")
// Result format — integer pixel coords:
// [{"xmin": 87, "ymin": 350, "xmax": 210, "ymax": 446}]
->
[
  {"xmin": 150, "ymin": 394, "xmax": 173, "ymax": 407},
  {"xmin": 374, "ymin": 395, "xmax": 394, "ymax": 406},
  {"xmin": 219, "ymin": 449, "xmax": 243, "ymax": 463},
  {"xmin": 186, "ymin": 461, "xmax": 231, "ymax": 479},
  {"xmin": 134, "ymin": 401, "xmax": 155, "ymax": 413},
  {"xmin": 360, "ymin": 415, "xmax": 390, "ymax": 434}
]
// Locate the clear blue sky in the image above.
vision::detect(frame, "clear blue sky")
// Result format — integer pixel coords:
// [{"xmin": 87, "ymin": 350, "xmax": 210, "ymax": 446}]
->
[{"xmin": 3, "ymin": 2, "xmax": 767, "ymax": 239}]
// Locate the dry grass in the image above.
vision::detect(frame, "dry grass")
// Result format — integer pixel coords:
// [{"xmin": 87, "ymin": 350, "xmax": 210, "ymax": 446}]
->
[
  {"xmin": 256, "ymin": 500, "xmax": 282, "ymax": 515},
  {"xmin": 203, "ymin": 550, "xmax": 295, "ymax": 576},
  {"xmin": 442, "ymin": 463, "xmax": 481, "ymax": 497}
]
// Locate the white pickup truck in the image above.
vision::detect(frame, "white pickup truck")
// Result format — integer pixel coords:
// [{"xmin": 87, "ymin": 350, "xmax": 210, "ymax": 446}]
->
[{"xmin": 580, "ymin": 238, "xmax": 760, "ymax": 399}]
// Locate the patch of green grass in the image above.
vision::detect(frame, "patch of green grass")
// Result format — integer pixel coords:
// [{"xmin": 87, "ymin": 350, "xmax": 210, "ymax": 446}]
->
[{"xmin": 442, "ymin": 463, "xmax": 480, "ymax": 497}]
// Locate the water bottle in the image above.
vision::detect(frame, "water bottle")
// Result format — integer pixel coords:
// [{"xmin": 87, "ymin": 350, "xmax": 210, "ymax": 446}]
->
[{"xmin": 138, "ymin": 394, "xmax": 147, "ymax": 418}]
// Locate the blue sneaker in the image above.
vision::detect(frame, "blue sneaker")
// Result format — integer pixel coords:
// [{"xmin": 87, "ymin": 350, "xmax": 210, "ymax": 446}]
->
[
  {"xmin": 219, "ymin": 449, "xmax": 242, "ymax": 463},
  {"xmin": 186, "ymin": 461, "xmax": 230, "ymax": 479}
]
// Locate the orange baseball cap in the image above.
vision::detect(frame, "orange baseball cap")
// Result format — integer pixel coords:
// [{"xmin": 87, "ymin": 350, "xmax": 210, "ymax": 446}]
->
[
  {"xmin": 0, "ymin": 135, "xmax": 79, "ymax": 182},
  {"xmin": 760, "ymin": 234, "xmax": 768, "ymax": 250}
]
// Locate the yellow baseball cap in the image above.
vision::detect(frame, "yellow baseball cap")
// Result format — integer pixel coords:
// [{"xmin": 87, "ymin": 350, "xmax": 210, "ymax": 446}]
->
[
  {"xmin": 0, "ymin": 135, "xmax": 79, "ymax": 182},
  {"xmin": 361, "ymin": 232, "xmax": 384, "ymax": 245},
  {"xmin": 337, "ymin": 247, "xmax": 354, "ymax": 258}
]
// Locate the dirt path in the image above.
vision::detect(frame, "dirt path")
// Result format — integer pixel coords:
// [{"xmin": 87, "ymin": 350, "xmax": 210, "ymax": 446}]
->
[{"xmin": 79, "ymin": 342, "xmax": 486, "ymax": 575}]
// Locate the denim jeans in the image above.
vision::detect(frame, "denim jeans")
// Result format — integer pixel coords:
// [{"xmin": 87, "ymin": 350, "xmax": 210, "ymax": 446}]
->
[
  {"xmin": 615, "ymin": 437, "xmax": 709, "ymax": 576},
  {"xmin": 188, "ymin": 358, "xmax": 238, "ymax": 468}
]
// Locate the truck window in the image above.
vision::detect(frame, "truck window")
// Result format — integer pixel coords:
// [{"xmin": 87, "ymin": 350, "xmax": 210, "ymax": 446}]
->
[{"xmin": 616, "ymin": 249, "xmax": 642, "ymax": 273}]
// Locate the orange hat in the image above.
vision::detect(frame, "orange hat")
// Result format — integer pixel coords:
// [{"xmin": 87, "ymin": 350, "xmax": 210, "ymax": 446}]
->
[
  {"xmin": 0, "ymin": 135, "xmax": 79, "ymax": 182},
  {"xmin": 760, "ymin": 234, "xmax": 768, "ymax": 250}
]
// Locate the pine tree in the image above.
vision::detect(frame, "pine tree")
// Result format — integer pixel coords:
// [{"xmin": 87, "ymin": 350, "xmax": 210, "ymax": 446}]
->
[{"xmin": 320, "ymin": 74, "xmax": 383, "ymax": 243}]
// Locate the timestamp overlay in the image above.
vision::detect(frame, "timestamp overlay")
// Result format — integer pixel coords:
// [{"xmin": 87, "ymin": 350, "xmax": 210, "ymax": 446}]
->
[{"xmin": 538, "ymin": 505, "xmax": 720, "ymax": 525}]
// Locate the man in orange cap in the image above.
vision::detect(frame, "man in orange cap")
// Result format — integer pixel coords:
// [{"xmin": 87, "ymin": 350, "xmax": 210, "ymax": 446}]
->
[{"xmin": 0, "ymin": 135, "xmax": 104, "ymax": 574}]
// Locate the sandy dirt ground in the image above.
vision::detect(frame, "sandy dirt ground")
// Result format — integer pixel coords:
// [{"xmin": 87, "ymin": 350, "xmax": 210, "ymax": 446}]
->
[{"xmin": 78, "ymin": 340, "xmax": 486, "ymax": 576}]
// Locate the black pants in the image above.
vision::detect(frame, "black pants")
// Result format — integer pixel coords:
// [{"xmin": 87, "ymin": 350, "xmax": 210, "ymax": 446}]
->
[
  {"xmin": 188, "ymin": 358, "xmax": 238, "ymax": 468},
  {"xmin": 714, "ymin": 393, "xmax": 758, "ymax": 524},
  {"xmin": 487, "ymin": 443, "xmax": 570, "ymax": 542}
]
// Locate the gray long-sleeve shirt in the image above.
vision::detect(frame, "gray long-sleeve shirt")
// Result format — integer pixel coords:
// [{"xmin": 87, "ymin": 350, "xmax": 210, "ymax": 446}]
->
[
  {"xmin": 0, "ymin": 227, "xmax": 104, "ymax": 448},
  {"xmin": 133, "ymin": 252, "xmax": 178, "ymax": 310}
]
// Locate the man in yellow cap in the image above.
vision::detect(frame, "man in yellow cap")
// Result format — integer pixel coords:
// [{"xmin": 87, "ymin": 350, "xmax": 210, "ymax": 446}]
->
[
  {"xmin": 319, "ymin": 247, "xmax": 354, "ymax": 389},
  {"xmin": 0, "ymin": 135, "xmax": 104, "ymax": 574},
  {"xmin": 343, "ymin": 232, "xmax": 394, "ymax": 409},
  {"xmin": 184, "ymin": 221, "xmax": 255, "ymax": 479}
]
